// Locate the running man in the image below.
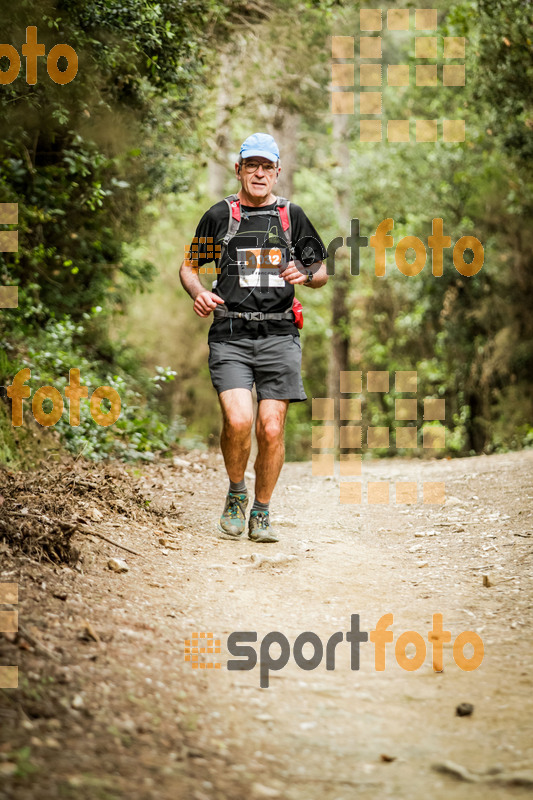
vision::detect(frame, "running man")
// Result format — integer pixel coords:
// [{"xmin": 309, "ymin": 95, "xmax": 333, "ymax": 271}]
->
[{"xmin": 180, "ymin": 132, "xmax": 327, "ymax": 542}]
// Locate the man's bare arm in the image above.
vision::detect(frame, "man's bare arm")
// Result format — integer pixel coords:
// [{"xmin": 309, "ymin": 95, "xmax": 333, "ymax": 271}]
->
[
  {"xmin": 279, "ymin": 260, "xmax": 328, "ymax": 288},
  {"xmin": 305, "ymin": 261, "xmax": 328, "ymax": 288},
  {"xmin": 179, "ymin": 259, "xmax": 225, "ymax": 318}
]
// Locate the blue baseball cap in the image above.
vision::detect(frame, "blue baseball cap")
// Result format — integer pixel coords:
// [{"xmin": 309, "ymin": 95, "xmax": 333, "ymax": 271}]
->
[{"xmin": 239, "ymin": 132, "xmax": 280, "ymax": 163}]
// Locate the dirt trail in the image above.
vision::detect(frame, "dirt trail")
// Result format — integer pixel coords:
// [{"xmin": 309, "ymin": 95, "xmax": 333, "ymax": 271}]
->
[{"xmin": 1, "ymin": 450, "xmax": 533, "ymax": 800}]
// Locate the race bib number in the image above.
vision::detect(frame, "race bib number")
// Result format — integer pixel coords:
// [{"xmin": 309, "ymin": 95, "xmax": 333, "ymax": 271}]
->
[{"xmin": 236, "ymin": 247, "xmax": 286, "ymax": 287}]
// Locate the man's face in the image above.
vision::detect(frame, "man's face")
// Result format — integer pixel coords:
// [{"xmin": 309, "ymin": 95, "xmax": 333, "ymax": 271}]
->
[{"xmin": 236, "ymin": 156, "xmax": 279, "ymax": 201}]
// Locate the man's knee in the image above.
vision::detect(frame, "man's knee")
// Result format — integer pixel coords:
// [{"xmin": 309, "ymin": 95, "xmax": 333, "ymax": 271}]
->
[
  {"xmin": 257, "ymin": 417, "xmax": 285, "ymax": 445},
  {"xmin": 223, "ymin": 413, "xmax": 253, "ymax": 438}
]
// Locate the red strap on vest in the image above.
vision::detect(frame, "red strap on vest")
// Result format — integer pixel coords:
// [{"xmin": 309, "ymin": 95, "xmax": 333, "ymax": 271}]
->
[
  {"xmin": 278, "ymin": 204, "xmax": 289, "ymax": 232},
  {"xmin": 230, "ymin": 200, "xmax": 241, "ymax": 222},
  {"xmin": 230, "ymin": 197, "xmax": 287, "ymax": 229}
]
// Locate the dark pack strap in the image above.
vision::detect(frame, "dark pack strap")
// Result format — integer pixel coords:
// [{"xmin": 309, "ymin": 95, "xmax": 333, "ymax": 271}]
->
[
  {"xmin": 224, "ymin": 194, "xmax": 292, "ymax": 241},
  {"xmin": 213, "ymin": 305, "xmax": 294, "ymax": 322},
  {"xmin": 222, "ymin": 194, "xmax": 241, "ymax": 244},
  {"xmin": 241, "ymin": 209, "xmax": 280, "ymax": 218},
  {"xmin": 215, "ymin": 194, "xmax": 240, "ymax": 270},
  {"xmin": 275, "ymin": 197, "xmax": 294, "ymax": 258}
]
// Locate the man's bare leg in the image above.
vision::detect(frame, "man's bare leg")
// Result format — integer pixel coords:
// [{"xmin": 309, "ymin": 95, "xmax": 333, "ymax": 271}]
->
[
  {"xmin": 216, "ymin": 389, "xmax": 254, "ymax": 538},
  {"xmin": 218, "ymin": 388, "xmax": 254, "ymax": 482},
  {"xmin": 254, "ymin": 399, "xmax": 289, "ymax": 503}
]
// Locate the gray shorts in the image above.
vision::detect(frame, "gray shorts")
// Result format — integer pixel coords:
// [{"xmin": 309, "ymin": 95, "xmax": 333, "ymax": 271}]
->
[{"xmin": 208, "ymin": 335, "xmax": 307, "ymax": 402}]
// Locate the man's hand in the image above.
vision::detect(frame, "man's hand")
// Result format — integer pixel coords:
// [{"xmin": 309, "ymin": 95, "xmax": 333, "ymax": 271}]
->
[
  {"xmin": 279, "ymin": 260, "xmax": 309, "ymax": 285},
  {"xmin": 193, "ymin": 290, "xmax": 226, "ymax": 318}
]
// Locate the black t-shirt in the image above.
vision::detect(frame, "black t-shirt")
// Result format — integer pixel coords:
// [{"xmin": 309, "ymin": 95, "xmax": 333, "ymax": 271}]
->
[{"xmin": 190, "ymin": 199, "xmax": 326, "ymax": 342}]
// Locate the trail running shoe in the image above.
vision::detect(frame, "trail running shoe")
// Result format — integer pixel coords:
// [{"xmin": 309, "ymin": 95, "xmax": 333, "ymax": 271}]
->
[
  {"xmin": 248, "ymin": 510, "xmax": 279, "ymax": 543},
  {"xmin": 217, "ymin": 492, "xmax": 248, "ymax": 539}
]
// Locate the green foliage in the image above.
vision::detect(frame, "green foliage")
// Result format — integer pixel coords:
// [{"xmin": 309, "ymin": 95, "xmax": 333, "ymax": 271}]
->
[
  {"xmin": 2, "ymin": 315, "xmax": 184, "ymax": 460},
  {"xmin": 11, "ymin": 745, "xmax": 38, "ymax": 779},
  {"xmin": 115, "ymin": 0, "xmax": 532, "ymax": 460},
  {"xmin": 471, "ymin": 0, "xmax": 533, "ymax": 161},
  {"xmin": 0, "ymin": 0, "xmax": 233, "ymax": 328},
  {"xmin": 316, "ymin": 0, "xmax": 533, "ymax": 456},
  {"xmin": 1, "ymin": 0, "xmax": 530, "ymax": 464},
  {"xmin": 0, "ymin": 0, "xmax": 277, "ymax": 463}
]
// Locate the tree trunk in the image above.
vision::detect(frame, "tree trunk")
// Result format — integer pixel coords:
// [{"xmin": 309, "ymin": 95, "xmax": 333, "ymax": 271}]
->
[
  {"xmin": 327, "ymin": 115, "xmax": 351, "ymax": 405},
  {"xmin": 208, "ymin": 56, "xmax": 233, "ymax": 199},
  {"xmin": 271, "ymin": 109, "xmax": 298, "ymax": 199}
]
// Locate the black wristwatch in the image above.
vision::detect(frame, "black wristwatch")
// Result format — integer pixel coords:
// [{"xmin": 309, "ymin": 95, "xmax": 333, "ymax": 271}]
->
[{"xmin": 304, "ymin": 270, "xmax": 313, "ymax": 285}]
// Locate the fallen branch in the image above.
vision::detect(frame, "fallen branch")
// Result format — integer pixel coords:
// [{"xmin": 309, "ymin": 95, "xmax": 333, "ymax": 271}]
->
[
  {"xmin": 8, "ymin": 511, "xmax": 143, "ymax": 558},
  {"xmin": 17, "ymin": 623, "xmax": 62, "ymax": 663},
  {"xmin": 76, "ymin": 524, "xmax": 144, "ymax": 558},
  {"xmin": 0, "ymin": 687, "xmax": 32, "ymax": 721},
  {"xmin": 287, "ymin": 776, "xmax": 383, "ymax": 788},
  {"xmin": 433, "ymin": 760, "xmax": 533, "ymax": 786}
]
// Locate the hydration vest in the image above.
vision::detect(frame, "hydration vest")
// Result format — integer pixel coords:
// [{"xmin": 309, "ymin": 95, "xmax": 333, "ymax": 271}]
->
[
  {"xmin": 214, "ymin": 195, "xmax": 304, "ymax": 329},
  {"xmin": 219, "ymin": 194, "xmax": 295, "ymax": 265}
]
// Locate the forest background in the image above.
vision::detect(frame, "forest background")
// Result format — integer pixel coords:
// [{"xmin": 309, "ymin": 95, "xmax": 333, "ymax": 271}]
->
[{"xmin": 0, "ymin": 0, "xmax": 531, "ymax": 465}]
